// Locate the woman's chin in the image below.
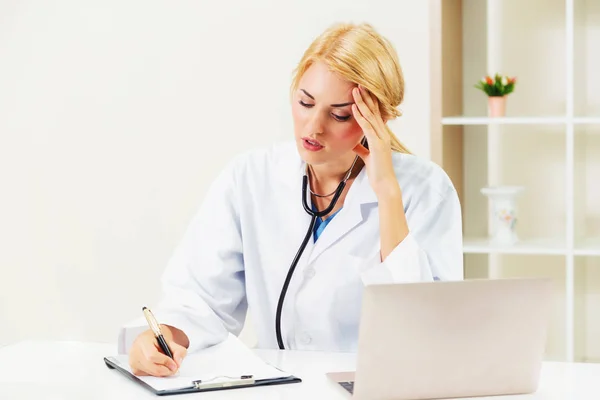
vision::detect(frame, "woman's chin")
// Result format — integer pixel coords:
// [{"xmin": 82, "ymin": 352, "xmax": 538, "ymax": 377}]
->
[{"xmin": 297, "ymin": 148, "xmax": 328, "ymax": 165}]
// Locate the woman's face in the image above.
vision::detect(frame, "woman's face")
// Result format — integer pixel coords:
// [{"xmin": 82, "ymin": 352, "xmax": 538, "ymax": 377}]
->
[{"xmin": 291, "ymin": 61, "xmax": 364, "ymax": 167}]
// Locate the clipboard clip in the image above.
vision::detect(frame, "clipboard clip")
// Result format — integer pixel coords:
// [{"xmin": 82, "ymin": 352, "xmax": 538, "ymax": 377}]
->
[{"xmin": 192, "ymin": 375, "xmax": 255, "ymax": 390}]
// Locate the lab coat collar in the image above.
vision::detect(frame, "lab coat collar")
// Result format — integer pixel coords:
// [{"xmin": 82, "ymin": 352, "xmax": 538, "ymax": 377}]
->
[
  {"xmin": 274, "ymin": 143, "xmax": 379, "ymax": 264},
  {"xmin": 278, "ymin": 142, "xmax": 378, "ymax": 206},
  {"xmin": 347, "ymin": 164, "xmax": 378, "ymax": 205},
  {"xmin": 275, "ymin": 141, "xmax": 377, "ymax": 264},
  {"xmin": 306, "ymin": 164, "xmax": 378, "ymax": 264}
]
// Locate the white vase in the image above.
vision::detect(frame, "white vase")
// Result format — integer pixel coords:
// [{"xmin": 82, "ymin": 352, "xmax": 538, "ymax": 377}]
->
[{"xmin": 481, "ymin": 186, "xmax": 524, "ymax": 245}]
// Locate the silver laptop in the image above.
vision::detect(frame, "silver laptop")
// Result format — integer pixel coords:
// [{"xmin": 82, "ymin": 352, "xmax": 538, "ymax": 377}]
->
[{"xmin": 327, "ymin": 277, "xmax": 554, "ymax": 400}]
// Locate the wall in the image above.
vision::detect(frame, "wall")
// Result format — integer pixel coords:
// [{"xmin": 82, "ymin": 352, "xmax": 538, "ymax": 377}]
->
[{"xmin": 0, "ymin": 0, "xmax": 433, "ymax": 345}]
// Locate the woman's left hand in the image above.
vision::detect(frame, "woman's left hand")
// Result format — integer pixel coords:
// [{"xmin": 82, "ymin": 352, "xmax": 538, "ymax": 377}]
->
[{"xmin": 351, "ymin": 85, "xmax": 401, "ymax": 198}]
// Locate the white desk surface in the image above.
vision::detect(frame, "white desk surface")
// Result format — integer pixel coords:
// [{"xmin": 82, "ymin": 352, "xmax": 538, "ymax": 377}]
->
[{"xmin": 1, "ymin": 340, "xmax": 599, "ymax": 399}]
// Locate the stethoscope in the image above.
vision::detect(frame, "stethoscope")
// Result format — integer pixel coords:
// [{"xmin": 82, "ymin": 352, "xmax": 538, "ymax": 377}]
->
[{"xmin": 275, "ymin": 143, "xmax": 363, "ymax": 350}]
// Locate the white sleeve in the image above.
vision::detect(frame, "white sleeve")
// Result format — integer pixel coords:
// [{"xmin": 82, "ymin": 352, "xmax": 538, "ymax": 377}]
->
[
  {"xmin": 118, "ymin": 159, "xmax": 247, "ymax": 354},
  {"xmin": 360, "ymin": 185, "xmax": 464, "ymax": 285}
]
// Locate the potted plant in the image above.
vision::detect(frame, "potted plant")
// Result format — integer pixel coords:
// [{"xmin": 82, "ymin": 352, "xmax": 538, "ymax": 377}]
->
[{"xmin": 475, "ymin": 74, "xmax": 517, "ymax": 117}]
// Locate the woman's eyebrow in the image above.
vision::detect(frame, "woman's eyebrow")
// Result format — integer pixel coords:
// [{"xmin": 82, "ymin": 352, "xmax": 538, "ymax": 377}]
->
[
  {"xmin": 330, "ymin": 101, "xmax": 353, "ymax": 107},
  {"xmin": 300, "ymin": 89, "xmax": 354, "ymax": 107}
]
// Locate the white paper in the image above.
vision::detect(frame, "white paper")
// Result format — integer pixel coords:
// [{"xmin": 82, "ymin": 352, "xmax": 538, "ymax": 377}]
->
[{"xmin": 108, "ymin": 336, "xmax": 291, "ymax": 392}]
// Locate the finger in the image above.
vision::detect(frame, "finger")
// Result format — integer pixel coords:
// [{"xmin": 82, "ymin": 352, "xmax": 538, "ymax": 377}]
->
[
  {"xmin": 139, "ymin": 358, "xmax": 174, "ymax": 377},
  {"xmin": 170, "ymin": 341, "xmax": 187, "ymax": 368},
  {"xmin": 143, "ymin": 343, "xmax": 179, "ymax": 373},
  {"xmin": 358, "ymin": 85, "xmax": 380, "ymax": 117},
  {"xmin": 148, "ymin": 352, "xmax": 179, "ymax": 373},
  {"xmin": 130, "ymin": 355, "xmax": 148, "ymax": 376},
  {"xmin": 131, "ymin": 360, "xmax": 149, "ymax": 376},
  {"xmin": 131, "ymin": 354, "xmax": 172, "ymax": 377},
  {"xmin": 358, "ymin": 85, "xmax": 390, "ymax": 141},
  {"xmin": 353, "ymin": 87, "xmax": 379, "ymax": 122},
  {"xmin": 352, "ymin": 104, "xmax": 378, "ymax": 144},
  {"xmin": 358, "ymin": 85, "xmax": 389, "ymax": 136},
  {"xmin": 353, "ymin": 89, "xmax": 385, "ymax": 141},
  {"xmin": 352, "ymin": 87, "xmax": 374, "ymax": 123},
  {"xmin": 352, "ymin": 142, "xmax": 370, "ymax": 160}
]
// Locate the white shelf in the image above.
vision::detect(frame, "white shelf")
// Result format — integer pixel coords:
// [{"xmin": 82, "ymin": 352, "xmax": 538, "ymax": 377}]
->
[
  {"xmin": 464, "ymin": 237, "xmax": 600, "ymax": 256},
  {"xmin": 463, "ymin": 237, "xmax": 567, "ymax": 255},
  {"xmin": 442, "ymin": 116, "xmax": 567, "ymax": 125},
  {"xmin": 574, "ymin": 238, "xmax": 600, "ymax": 256},
  {"xmin": 442, "ymin": 116, "xmax": 600, "ymax": 126},
  {"xmin": 574, "ymin": 117, "xmax": 600, "ymax": 125}
]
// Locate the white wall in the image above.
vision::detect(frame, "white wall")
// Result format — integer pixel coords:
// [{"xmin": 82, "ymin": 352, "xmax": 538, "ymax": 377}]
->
[{"xmin": 0, "ymin": 1, "xmax": 433, "ymax": 345}]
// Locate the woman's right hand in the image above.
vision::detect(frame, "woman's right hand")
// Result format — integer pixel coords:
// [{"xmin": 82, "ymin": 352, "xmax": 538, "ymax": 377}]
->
[{"xmin": 128, "ymin": 326, "xmax": 188, "ymax": 376}]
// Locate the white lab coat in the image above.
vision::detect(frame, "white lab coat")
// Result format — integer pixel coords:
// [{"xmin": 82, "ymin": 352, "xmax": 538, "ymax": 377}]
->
[{"xmin": 118, "ymin": 141, "xmax": 463, "ymax": 354}]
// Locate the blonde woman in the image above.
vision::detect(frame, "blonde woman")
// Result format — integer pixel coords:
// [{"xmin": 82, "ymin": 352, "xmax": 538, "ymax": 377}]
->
[{"xmin": 124, "ymin": 22, "xmax": 463, "ymax": 377}]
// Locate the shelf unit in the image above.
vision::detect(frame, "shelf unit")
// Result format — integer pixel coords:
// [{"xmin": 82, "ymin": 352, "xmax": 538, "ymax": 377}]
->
[
  {"xmin": 430, "ymin": 0, "xmax": 600, "ymax": 363},
  {"xmin": 463, "ymin": 237, "xmax": 567, "ymax": 256},
  {"xmin": 442, "ymin": 117, "xmax": 600, "ymax": 125},
  {"xmin": 442, "ymin": 116, "xmax": 569, "ymax": 125}
]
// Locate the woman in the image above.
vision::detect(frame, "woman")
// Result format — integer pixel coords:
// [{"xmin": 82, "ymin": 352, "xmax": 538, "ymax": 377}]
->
[{"xmin": 124, "ymin": 22, "xmax": 463, "ymax": 377}]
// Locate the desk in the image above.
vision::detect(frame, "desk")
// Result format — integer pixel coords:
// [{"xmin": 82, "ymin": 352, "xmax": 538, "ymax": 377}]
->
[{"xmin": 0, "ymin": 341, "xmax": 599, "ymax": 399}]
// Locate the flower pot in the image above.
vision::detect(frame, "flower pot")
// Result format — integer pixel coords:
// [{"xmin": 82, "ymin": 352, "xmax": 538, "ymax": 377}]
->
[
  {"xmin": 488, "ymin": 96, "xmax": 506, "ymax": 117},
  {"xmin": 481, "ymin": 186, "xmax": 524, "ymax": 245}
]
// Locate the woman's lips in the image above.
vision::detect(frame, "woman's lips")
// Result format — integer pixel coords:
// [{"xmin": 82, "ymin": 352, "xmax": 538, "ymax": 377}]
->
[{"xmin": 302, "ymin": 137, "xmax": 324, "ymax": 151}]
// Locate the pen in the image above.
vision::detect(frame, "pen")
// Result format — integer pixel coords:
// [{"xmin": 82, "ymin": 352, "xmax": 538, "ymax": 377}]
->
[{"xmin": 142, "ymin": 306, "xmax": 174, "ymax": 359}]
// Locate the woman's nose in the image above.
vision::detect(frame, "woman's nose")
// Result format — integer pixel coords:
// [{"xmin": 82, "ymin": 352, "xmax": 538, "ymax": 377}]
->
[{"xmin": 306, "ymin": 111, "xmax": 325, "ymax": 135}]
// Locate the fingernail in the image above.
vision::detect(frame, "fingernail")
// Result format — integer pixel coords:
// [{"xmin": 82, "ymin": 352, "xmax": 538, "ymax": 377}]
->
[{"xmin": 176, "ymin": 356, "xmax": 183, "ymax": 366}]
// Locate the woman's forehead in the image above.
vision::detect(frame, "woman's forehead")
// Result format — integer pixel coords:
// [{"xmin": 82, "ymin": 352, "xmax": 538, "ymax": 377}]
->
[{"xmin": 299, "ymin": 62, "xmax": 354, "ymax": 100}]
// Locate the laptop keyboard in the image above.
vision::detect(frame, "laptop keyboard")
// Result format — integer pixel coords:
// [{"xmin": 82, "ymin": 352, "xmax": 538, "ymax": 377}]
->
[{"xmin": 338, "ymin": 381, "xmax": 355, "ymax": 394}]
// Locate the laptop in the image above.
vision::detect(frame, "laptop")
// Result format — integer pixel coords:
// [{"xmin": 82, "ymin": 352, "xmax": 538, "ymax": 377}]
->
[{"xmin": 326, "ymin": 277, "xmax": 554, "ymax": 400}]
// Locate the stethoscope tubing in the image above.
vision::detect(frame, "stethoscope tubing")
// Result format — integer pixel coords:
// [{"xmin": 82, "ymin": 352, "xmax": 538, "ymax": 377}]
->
[
  {"xmin": 275, "ymin": 147, "xmax": 362, "ymax": 349},
  {"xmin": 275, "ymin": 173, "xmax": 348, "ymax": 349}
]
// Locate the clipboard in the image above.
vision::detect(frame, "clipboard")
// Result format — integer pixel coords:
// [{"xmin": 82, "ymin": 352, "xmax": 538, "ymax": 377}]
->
[
  {"xmin": 104, "ymin": 357, "xmax": 301, "ymax": 396},
  {"xmin": 104, "ymin": 336, "xmax": 301, "ymax": 396}
]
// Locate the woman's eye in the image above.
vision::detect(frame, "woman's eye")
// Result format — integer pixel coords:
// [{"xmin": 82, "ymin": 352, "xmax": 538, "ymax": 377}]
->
[
  {"xmin": 333, "ymin": 114, "xmax": 351, "ymax": 122},
  {"xmin": 298, "ymin": 100, "xmax": 350, "ymax": 122}
]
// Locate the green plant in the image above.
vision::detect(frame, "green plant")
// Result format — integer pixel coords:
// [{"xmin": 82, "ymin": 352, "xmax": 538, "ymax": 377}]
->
[{"xmin": 475, "ymin": 73, "xmax": 517, "ymax": 97}]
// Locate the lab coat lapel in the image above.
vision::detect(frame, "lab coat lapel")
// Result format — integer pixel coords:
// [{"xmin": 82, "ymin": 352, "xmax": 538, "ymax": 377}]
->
[{"xmin": 307, "ymin": 167, "xmax": 377, "ymax": 265}]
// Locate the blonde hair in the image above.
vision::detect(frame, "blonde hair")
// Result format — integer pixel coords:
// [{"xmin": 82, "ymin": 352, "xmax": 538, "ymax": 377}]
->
[{"xmin": 290, "ymin": 22, "xmax": 410, "ymax": 154}]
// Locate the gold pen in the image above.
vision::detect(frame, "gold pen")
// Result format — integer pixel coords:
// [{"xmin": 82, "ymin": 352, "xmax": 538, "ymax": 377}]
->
[{"xmin": 142, "ymin": 306, "xmax": 174, "ymax": 359}]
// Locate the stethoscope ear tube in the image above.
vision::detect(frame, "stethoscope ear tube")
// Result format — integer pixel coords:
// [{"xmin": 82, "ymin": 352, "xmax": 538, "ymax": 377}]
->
[{"xmin": 301, "ymin": 175, "xmax": 346, "ymax": 218}]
